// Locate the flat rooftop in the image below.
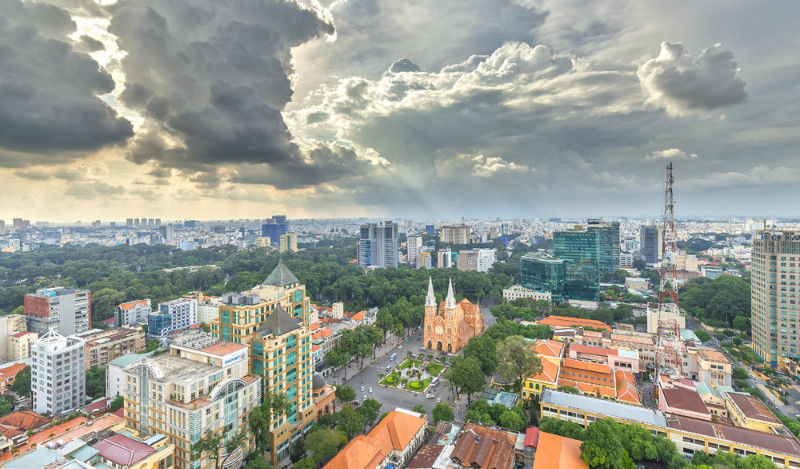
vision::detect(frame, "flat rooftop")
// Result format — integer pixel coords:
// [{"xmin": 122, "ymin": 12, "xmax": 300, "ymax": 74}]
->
[
  {"xmin": 541, "ymin": 389, "xmax": 667, "ymax": 427},
  {"xmin": 667, "ymin": 415, "xmax": 800, "ymax": 457},
  {"xmin": 149, "ymin": 354, "xmax": 218, "ymax": 382}
]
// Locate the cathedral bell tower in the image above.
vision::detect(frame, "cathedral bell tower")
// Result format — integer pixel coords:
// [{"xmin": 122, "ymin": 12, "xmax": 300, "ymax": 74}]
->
[{"xmin": 425, "ymin": 276, "xmax": 437, "ymax": 318}]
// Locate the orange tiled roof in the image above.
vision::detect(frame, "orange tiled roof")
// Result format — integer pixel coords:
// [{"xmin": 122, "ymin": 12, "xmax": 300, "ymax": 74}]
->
[
  {"xmin": 117, "ymin": 300, "xmax": 148, "ymax": 310},
  {"xmin": 534, "ymin": 340, "xmax": 565, "ymax": 358},
  {"xmin": 0, "ymin": 411, "xmax": 49, "ymax": 431},
  {"xmin": 532, "ymin": 432, "xmax": 588, "ymax": 469},
  {"xmin": 310, "ymin": 322, "xmax": 320, "ymax": 331},
  {"xmin": 561, "ymin": 358, "xmax": 611, "ymax": 375},
  {"xmin": 351, "ymin": 311, "xmax": 365, "ymax": 321},
  {"xmin": 312, "ymin": 345, "xmax": 321, "ymax": 352},
  {"xmin": 0, "ymin": 362, "xmax": 26, "ymax": 380},
  {"xmin": 569, "ymin": 344, "xmax": 617, "ymax": 357},
  {"xmin": 320, "ymin": 328, "xmax": 334, "ymax": 338},
  {"xmin": 615, "ymin": 370, "xmax": 640, "ymax": 405},
  {"xmin": 529, "ymin": 359, "xmax": 560, "ymax": 385},
  {"xmin": 202, "ymin": 342, "xmax": 247, "ymax": 356},
  {"xmin": 538, "ymin": 316, "xmax": 612, "ymax": 332},
  {"xmin": 323, "ymin": 411, "xmax": 426, "ymax": 469}
]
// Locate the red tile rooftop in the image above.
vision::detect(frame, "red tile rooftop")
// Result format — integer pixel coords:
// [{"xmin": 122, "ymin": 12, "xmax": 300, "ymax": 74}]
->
[
  {"xmin": 667, "ymin": 415, "xmax": 800, "ymax": 457},
  {"xmin": 728, "ymin": 393, "xmax": 781, "ymax": 424},
  {"xmin": 202, "ymin": 342, "xmax": 247, "ymax": 355},
  {"xmin": 661, "ymin": 387, "xmax": 710, "ymax": 416},
  {"xmin": 93, "ymin": 434, "xmax": 156, "ymax": 466},
  {"xmin": 570, "ymin": 343, "xmax": 617, "ymax": 357}
]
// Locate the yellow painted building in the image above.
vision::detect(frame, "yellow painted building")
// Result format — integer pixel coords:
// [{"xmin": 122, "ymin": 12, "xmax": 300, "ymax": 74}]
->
[
  {"xmin": 93, "ymin": 432, "xmax": 175, "ymax": 469},
  {"xmin": 725, "ymin": 392, "xmax": 784, "ymax": 433},
  {"xmin": 279, "ymin": 234, "xmax": 298, "ymax": 253}
]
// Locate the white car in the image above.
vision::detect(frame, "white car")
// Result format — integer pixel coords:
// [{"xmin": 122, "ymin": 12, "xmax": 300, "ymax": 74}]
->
[
  {"xmin": 369, "ymin": 387, "xmax": 373, "ymax": 393},
  {"xmin": 425, "ymin": 393, "xmax": 434, "ymax": 399},
  {"xmin": 436, "ymin": 398, "xmax": 441, "ymax": 403},
  {"xmin": 363, "ymin": 395, "xmax": 367, "ymax": 401},
  {"xmin": 361, "ymin": 386, "xmax": 365, "ymax": 392}
]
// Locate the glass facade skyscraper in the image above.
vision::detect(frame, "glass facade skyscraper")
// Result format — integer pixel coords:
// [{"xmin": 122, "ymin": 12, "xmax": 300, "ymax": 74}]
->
[
  {"xmin": 587, "ymin": 219, "xmax": 620, "ymax": 276},
  {"xmin": 520, "ymin": 255, "xmax": 566, "ymax": 302},
  {"xmin": 553, "ymin": 230, "xmax": 600, "ymax": 301},
  {"xmin": 261, "ymin": 214, "xmax": 288, "ymax": 246}
]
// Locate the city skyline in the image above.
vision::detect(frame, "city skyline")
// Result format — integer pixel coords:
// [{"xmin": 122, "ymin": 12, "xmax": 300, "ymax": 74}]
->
[{"xmin": 1, "ymin": 1, "xmax": 799, "ymax": 221}]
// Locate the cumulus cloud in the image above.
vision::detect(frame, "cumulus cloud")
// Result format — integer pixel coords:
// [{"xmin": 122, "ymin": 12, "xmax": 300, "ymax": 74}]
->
[
  {"xmin": 107, "ymin": 0, "xmax": 334, "ymax": 175},
  {"xmin": 0, "ymin": 0, "xmax": 133, "ymax": 165},
  {"xmin": 638, "ymin": 42, "xmax": 747, "ymax": 116},
  {"xmin": 645, "ymin": 148, "xmax": 697, "ymax": 161},
  {"xmin": 471, "ymin": 155, "xmax": 532, "ymax": 177}
]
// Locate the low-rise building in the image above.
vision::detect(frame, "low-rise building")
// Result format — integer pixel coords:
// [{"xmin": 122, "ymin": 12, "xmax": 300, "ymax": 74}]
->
[
  {"xmin": 77, "ymin": 326, "xmax": 146, "ymax": 369},
  {"xmin": 658, "ymin": 383, "xmax": 712, "ymax": 421},
  {"xmin": 0, "ymin": 363, "xmax": 27, "ymax": 394},
  {"xmin": 450, "ymin": 422, "xmax": 518, "ymax": 469},
  {"xmin": 114, "ymin": 299, "xmax": 151, "ymax": 327},
  {"xmin": 532, "ymin": 431, "xmax": 588, "ymax": 469},
  {"xmin": 726, "ymin": 392, "xmax": 783, "ymax": 433},
  {"xmin": 537, "ymin": 315, "xmax": 612, "ymax": 332},
  {"xmin": 502, "ymin": 285, "xmax": 552, "ymax": 302},
  {"xmin": 323, "ymin": 409, "xmax": 426, "ymax": 469},
  {"xmin": 0, "ymin": 315, "xmax": 27, "ymax": 360}
]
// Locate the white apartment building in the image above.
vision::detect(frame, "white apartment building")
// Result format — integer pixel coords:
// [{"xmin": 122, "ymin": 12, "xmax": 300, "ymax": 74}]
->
[
  {"xmin": 114, "ymin": 299, "xmax": 152, "ymax": 326},
  {"xmin": 197, "ymin": 297, "xmax": 221, "ymax": 325},
  {"xmin": 31, "ymin": 330, "xmax": 86, "ymax": 415},
  {"xmin": 147, "ymin": 298, "xmax": 198, "ymax": 341},
  {"xmin": 407, "ymin": 235, "xmax": 423, "ymax": 267},
  {"xmin": 123, "ymin": 342, "xmax": 260, "ymax": 469}
]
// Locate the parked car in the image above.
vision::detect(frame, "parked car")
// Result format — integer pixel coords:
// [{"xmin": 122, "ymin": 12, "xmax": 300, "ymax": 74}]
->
[
  {"xmin": 425, "ymin": 393, "xmax": 434, "ymax": 399},
  {"xmin": 369, "ymin": 387, "xmax": 373, "ymax": 393},
  {"xmin": 437, "ymin": 398, "xmax": 441, "ymax": 403},
  {"xmin": 361, "ymin": 385, "xmax": 365, "ymax": 392}
]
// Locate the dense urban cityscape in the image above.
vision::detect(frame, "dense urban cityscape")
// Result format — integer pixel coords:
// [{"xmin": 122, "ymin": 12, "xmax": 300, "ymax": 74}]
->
[{"xmin": 3, "ymin": 1, "xmax": 800, "ymax": 469}]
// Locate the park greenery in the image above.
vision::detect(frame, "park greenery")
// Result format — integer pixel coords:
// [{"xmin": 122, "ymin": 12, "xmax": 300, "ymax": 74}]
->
[{"xmin": 680, "ymin": 275, "xmax": 751, "ymax": 329}]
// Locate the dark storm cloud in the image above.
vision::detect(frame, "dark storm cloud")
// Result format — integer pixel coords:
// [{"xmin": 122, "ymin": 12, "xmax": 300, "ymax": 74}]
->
[
  {"xmin": 107, "ymin": 0, "xmax": 334, "ymax": 173},
  {"xmin": 0, "ymin": 0, "xmax": 133, "ymax": 165},
  {"xmin": 638, "ymin": 42, "xmax": 747, "ymax": 115}
]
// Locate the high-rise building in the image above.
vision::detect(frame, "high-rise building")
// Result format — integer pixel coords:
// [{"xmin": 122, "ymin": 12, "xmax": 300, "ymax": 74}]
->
[
  {"xmin": 437, "ymin": 249, "xmax": 454, "ymax": 269},
  {"xmin": 457, "ymin": 249, "xmax": 496, "ymax": 272},
  {"xmin": 553, "ymin": 229, "xmax": 600, "ymax": 302},
  {"xmin": 440, "ymin": 225, "xmax": 469, "ymax": 245},
  {"xmin": 31, "ymin": 330, "xmax": 86, "ymax": 415},
  {"xmin": 520, "ymin": 255, "xmax": 566, "ymax": 302},
  {"xmin": 587, "ymin": 219, "xmax": 620, "ymax": 275},
  {"xmin": 147, "ymin": 298, "xmax": 198, "ymax": 341},
  {"xmin": 24, "ymin": 287, "xmax": 92, "ymax": 336},
  {"xmin": 407, "ymin": 235, "xmax": 423, "ymax": 267},
  {"xmin": 425, "ymin": 224, "xmax": 435, "ymax": 235},
  {"xmin": 158, "ymin": 225, "xmax": 175, "ymax": 242},
  {"xmin": 279, "ymin": 233, "xmax": 298, "ymax": 253},
  {"xmin": 211, "ymin": 260, "xmax": 313, "ymax": 464},
  {"xmin": 115, "ymin": 299, "xmax": 152, "ymax": 327},
  {"xmin": 122, "ymin": 340, "xmax": 260, "ymax": 469},
  {"xmin": 262, "ymin": 215, "xmax": 288, "ymax": 246},
  {"xmin": 640, "ymin": 225, "xmax": 662, "ymax": 264},
  {"xmin": 752, "ymin": 230, "xmax": 800, "ymax": 367},
  {"xmin": 357, "ymin": 221, "xmax": 398, "ymax": 269},
  {"xmin": 416, "ymin": 252, "xmax": 432, "ymax": 269},
  {"xmin": 126, "ymin": 218, "xmax": 133, "ymax": 227}
]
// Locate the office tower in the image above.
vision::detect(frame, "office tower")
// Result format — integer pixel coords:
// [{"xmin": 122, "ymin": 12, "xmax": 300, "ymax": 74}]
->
[
  {"xmin": 184, "ymin": 220, "xmax": 197, "ymax": 228},
  {"xmin": 587, "ymin": 218, "xmax": 620, "ymax": 275},
  {"xmin": 115, "ymin": 299, "xmax": 152, "ymax": 326},
  {"xmin": 211, "ymin": 260, "xmax": 313, "ymax": 464},
  {"xmin": 752, "ymin": 230, "xmax": 800, "ymax": 367},
  {"xmin": 640, "ymin": 225, "xmax": 662, "ymax": 264},
  {"xmin": 280, "ymin": 233, "xmax": 298, "ymax": 253},
  {"xmin": 425, "ymin": 224, "xmax": 435, "ymax": 235},
  {"xmin": 357, "ymin": 221, "xmax": 399, "ymax": 268},
  {"xmin": 155, "ymin": 218, "xmax": 161, "ymax": 226},
  {"xmin": 519, "ymin": 254, "xmax": 566, "ymax": 302},
  {"xmin": 440, "ymin": 225, "xmax": 469, "ymax": 245},
  {"xmin": 31, "ymin": 330, "xmax": 86, "ymax": 415},
  {"xmin": 24, "ymin": 287, "xmax": 92, "ymax": 336},
  {"xmin": 126, "ymin": 218, "xmax": 133, "ymax": 227},
  {"xmin": 92, "ymin": 220, "xmax": 101, "ymax": 228},
  {"xmin": 158, "ymin": 224, "xmax": 175, "ymax": 242},
  {"xmin": 122, "ymin": 341, "xmax": 259, "ymax": 469},
  {"xmin": 262, "ymin": 215, "xmax": 288, "ymax": 245},
  {"xmin": 407, "ymin": 235, "xmax": 423, "ymax": 267},
  {"xmin": 553, "ymin": 229, "xmax": 600, "ymax": 301},
  {"xmin": 437, "ymin": 249, "xmax": 454, "ymax": 268},
  {"xmin": 147, "ymin": 298, "xmax": 198, "ymax": 341}
]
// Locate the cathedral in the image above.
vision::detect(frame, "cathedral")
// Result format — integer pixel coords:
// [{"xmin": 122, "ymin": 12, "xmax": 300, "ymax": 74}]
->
[{"xmin": 424, "ymin": 277, "xmax": 484, "ymax": 353}]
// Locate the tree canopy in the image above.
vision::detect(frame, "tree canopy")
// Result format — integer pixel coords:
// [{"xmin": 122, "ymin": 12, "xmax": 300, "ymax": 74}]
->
[
  {"xmin": 496, "ymin": 335, "xmax": 542, "ymax": 397},
  {"xmin": 680, "ymin": 275, "xmax": 751, "ymax": 327}
]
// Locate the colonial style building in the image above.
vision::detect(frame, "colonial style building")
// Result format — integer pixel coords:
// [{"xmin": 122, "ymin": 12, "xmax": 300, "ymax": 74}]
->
[{"xmin": 423, "ymin": 278, "xmax": 484, "ymax": 353}]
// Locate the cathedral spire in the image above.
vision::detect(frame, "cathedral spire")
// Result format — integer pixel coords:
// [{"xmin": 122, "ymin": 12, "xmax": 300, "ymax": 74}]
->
[
  {"xmin": 445, "ymin": 278, "xmax": 456, "ymax": 309},
  {"xmin": 425, "ymin": 276, "xmax": 436, "ymax": 307}
]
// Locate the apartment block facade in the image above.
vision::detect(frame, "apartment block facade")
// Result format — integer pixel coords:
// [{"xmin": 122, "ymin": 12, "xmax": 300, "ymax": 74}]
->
[
  {"xmin": 24, "ymin": 287, "xmax": 92, "ymax": 336},
  {"xmin": 357, "ymin": 221, "xmax": 399, "ymax": 269},
  {"xmin": 31, "ymin": 330, "xmax": 86, "ymax": 415},
  {"xmin": 78, "ymin": 326, "xmax": 146, "ymax": 369},
  {"xmin": 147, "ymin": 298, "xmax": 198, "ymax": 341},
  {"xmin": 115, "ymin": 299, "xmax": 152, "ymax": 327}
]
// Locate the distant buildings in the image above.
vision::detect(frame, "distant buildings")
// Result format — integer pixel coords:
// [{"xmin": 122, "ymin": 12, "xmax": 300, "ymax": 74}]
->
[
  {"xmin": 554, "ymin": 229, "xmax": 600, "ymax": 302},
  {"xmin": 424, "ymin": 278, "xmax": 484, "ymax": 353},
  {"xmin": 640, "ymin": 225, "xmax": 662, "ymax": 264},
  {"xmin": 146, "ymin": 298, "xmax": 198, "ymax": 341},
  {"xmin": 407, "ymin": 235, "xmax": 423, "ymax": 267},
  {"xmin": 457, "ymin": 248, "xmax": 496, "ymax": 273},
  {"xmin": 262, "ymin": 215, "xmax": 288, "ymax": 246},
  {"xmin": 114, "ymin": 299, "xmax": 151, "ymax": 327},
  {"xmin": 439, "ymin": 225, "xmax": 469, "ymax": 245},
  {"xmin": 0, "ymin": 314, "xmax": 30, "ymax": 360},
  {"xmin": 24, "ymin": 287, "xmax": 92, "ymax": 336},
  {"xmin": 279, "ymin": 233, "xmax": 298, "ymax": 253},
  {"xmin": 357, "ymin": 221, "xmax": 398, "ymax": 269},
  {"xmin": 76, "ymin": 326, "xmax": 146, "ymax": 369},
  {"xmin": 437, "ymin": 248, "xmax": 454, "ymax": 269},
  {"xmin": 752, "ymin": 230, "xmax": 800, "ymax": 367},
  {"xmin": 31, "ymin": 330, "xmax": 85, "ymax": 415}
]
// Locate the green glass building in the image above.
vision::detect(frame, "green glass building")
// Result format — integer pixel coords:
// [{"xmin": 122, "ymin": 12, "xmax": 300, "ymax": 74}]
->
[
  {"xmin": 553, "ymin": 230, "xmax": 600, "ymax": 301},
  {"xmin": 520, "ymin": 254, "xmax": 566, "ymax": 302},
  {"xmin": 587, "ymin": 219, "xmax": 620, "ymax": 276}
]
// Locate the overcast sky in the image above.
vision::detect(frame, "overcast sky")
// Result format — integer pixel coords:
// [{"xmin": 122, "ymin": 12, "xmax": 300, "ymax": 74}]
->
[{"xmin": 1, "ymin": 0, "xmax": 799, "ymax": 222}]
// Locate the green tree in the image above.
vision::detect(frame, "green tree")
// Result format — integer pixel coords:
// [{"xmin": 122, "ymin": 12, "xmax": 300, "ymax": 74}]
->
[
  {"xmin": 432, "ymin": 402, "xmax": 455, "ymax": 423},
  {"xmin": 733, "ymin": 315, "xmax": 748, "ymax": 334},
  {"xmin": 145, "ymin": 340, "xmax": 160, "ymax": 352},
  {"xmin": 356, "ymin": 398, "xmax": 382, "ymax": 430},
  {"xmin": 580, "ymin": 419, "xmax": 634, "ymax": 469},
  {"xmin": 412, "ymin": 404, "xmax": 426, "ymax": 415},
  {"xmin": 0, "ymin": 394, "xmax": 15, "ymax": 417},
  {"xmin": 496, "ymin": 335, "xmax": 542, "ymax": 397},
  {"xmin": 443, "ymin": 356, "xmax": 486, "ymax": 405},
  {"xmin": 304, "ymin": 428, "xmax": 342, "ymax": 464},
  {"xmin": 336, "ymin": 405, "xmax": 366, "ymax": 439},
  {"xmin": 243, "ymin": 459, "xmax": 274, "ymax": 469},
  {"xmin": 499, "ymin": 409, "xmax": 526, "ymax": 432},
  {"xmin": 335, "ymin": 385, "xmax": 356, "ymax": 403},
  {"xmin": 9, "ymin": 365, "xmax": 30, "ymax": 396},
  {"xmin": 539, "ymin": 417, "xmax": 584, "ymax": 440},
  {"xmin": 193, "ymin": 429, "xmax": 223, "ymax": 469},
  {"xmin": 291, "ymin": 457, "xmax": 317, "ymax": 469},
  {"xmin": 109, "ymin": 395, "xmax": 124, "ymax": 412},
  {"xmin": 249, "ymin": 392, "xmax": 291, "ymax": 456},
  {"xmin": 86, "ymin": 366, "xmax": 106, "ymax": 399},
  {"xmin": 463, "ymin": 335, "xmax": 498, "ymax": 375},
  {"xmin": 694, "ymin": 329, "xmax": 711, "ymax": 342}
]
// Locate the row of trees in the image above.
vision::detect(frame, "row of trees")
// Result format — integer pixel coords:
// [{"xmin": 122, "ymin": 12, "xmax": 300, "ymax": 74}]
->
[
  {"xmin": 680, "ymin": 275, "xmax": 751, "ymax": 328},
  {"xmin": 490, "ymin": 298, "xmax": 634, "ymax": 327}
]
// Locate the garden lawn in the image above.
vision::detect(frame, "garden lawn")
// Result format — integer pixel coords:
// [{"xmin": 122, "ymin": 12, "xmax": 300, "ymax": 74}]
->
[
  {"xmin": 426, "ymin": 363, "xmax": 445, "ymax": 376},
  {"xmin": 380, "ymin": 371, "xmax": 402, "ymax": 387},
  {"xmin": 399, "ymin": 359, "xmax": 422, "ymax": 370},
  {"xmin": 404, "ymin": 377, "xmax": 432, "ymax": 392}
]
